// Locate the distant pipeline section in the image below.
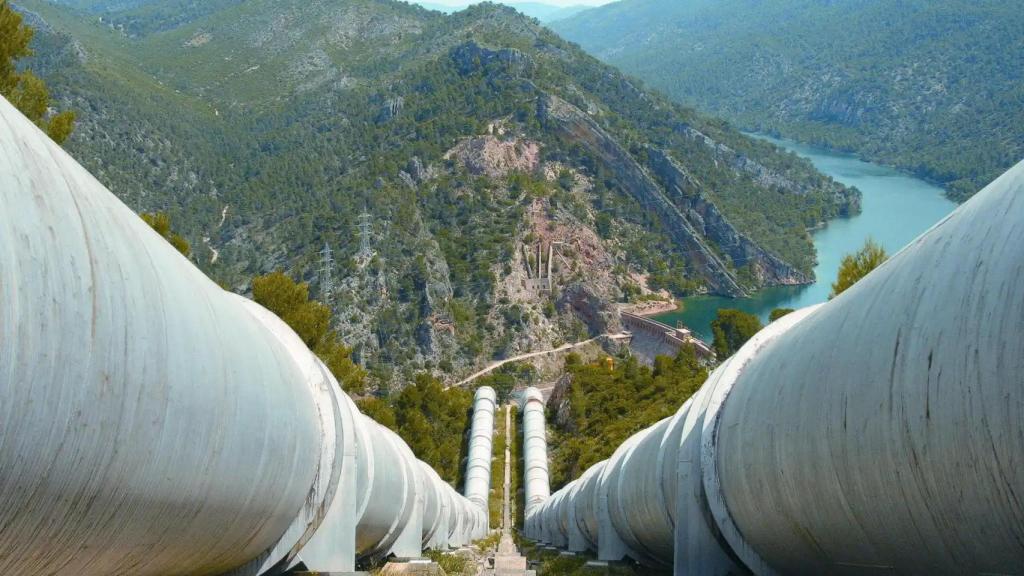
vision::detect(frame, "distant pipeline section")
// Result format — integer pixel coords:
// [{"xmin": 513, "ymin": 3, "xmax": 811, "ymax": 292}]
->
[
  {"xmin": 524, "ymin": 159, "xmax": 1024, "ymax": 574},
  {"xmin": 0, "ymin": 96, "xmax": 491, "ymax": 575},
  {"xmin": 520, "ymin": 387, "xmax": 552, "ymax": 527},
  {"xmin": 465, "ymin": 386, "xmax": 499, "ymax": 527}
]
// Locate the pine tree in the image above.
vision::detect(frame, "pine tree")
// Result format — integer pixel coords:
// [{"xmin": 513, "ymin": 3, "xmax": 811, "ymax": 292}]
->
[
  {"xmin": 252, "ymin": 272, "xmax": 366, "ymax": 393},
  {"xmin": 830, "ymin": 238, "xmax": 888, "ymax": 299},
  {"xmin": 711, "ymin": 309, "xmax": 763, "ymax": 359},
  {"xmin": 141, "ymin": 212, "xmax": 191, "ymax": 258},
  {"xmin": 0, "ymin": 0, "xmax": 75, "ymax": 143}
]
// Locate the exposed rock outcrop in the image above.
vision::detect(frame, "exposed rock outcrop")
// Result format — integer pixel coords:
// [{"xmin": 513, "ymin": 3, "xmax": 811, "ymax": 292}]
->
[
  {"xmin": 444, "ymin": 136, "xmax": 541, "ymax": 178},
  {"xmin": 647, "ymin": 148, "xmax": 808, "ymax": 286},
  {"xmin": 377, "ymin": 96, "xmax": 404, "ymax": 123},
  {"xmin": 407, "ymin": 156, "xmax": 435, "ymax": 183},
  {"xmin": 678, "ymin": 124, "xmax": 861, "ymax": 215},
  {"xmin": 556, "ymin": 283, "xmax": 619, "ymax": 337},
  {"xmin": 548, "ymin": 372, "xmax": 575, "ymax": 429},
  {"xmin": 538, "ymin": 92, "xmax": 808, "ymax": 296},
  {"xmin": 450, "ymin": 41, "xmax": 534, "ymax": 77}
]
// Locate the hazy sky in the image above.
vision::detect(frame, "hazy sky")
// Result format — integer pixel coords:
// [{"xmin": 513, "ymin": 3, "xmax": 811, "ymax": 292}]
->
[{"xmin": 412, "ymin": 0, "xmax": 615, "ymax": 7}]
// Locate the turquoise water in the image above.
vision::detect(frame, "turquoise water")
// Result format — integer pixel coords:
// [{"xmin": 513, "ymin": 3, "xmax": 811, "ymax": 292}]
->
[{"xmin": 655, "ymin": 136, "xmax": 957, "ymax": 342}]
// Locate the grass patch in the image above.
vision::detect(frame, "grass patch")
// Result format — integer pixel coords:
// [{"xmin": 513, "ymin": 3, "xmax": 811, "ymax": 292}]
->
[
  {"xmin": 523, "ymin": 547, "xmax": 666, "ymax": 576},
  {"xmin": 424, "ymin": 550, "xmax": 474, "ymax": 576},
  {"xmin": 489, "ymin": 406, "xmax": 507, "ymax": 529},
  {"xmin": 474, "ymin": 531, "xmax": 501, "ymax": 553},
  {"xmin": 511, "ymin": 405, "xmax": 523, "ymax": 530}
]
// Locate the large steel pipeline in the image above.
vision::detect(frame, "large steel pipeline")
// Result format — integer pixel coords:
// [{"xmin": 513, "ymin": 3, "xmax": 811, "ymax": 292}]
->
[
  {"xmin": 464, "ymin": 386, "xmax": 498, "ymax": 527},
  {"xmin": 0, "ymin": 96, "xmax": 485, "ymax": 575},
  {"xmin": 520, "ymin": 387, "xmax": 551, "ymax": 522},
  {"xmin": 527, "ymin": 158, "xmax": 1024, "ymax": 575}
]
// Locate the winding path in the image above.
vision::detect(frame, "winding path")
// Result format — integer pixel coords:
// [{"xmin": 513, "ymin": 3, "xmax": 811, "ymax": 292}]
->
[{"xmin": 449, "ymin": 332, "xmax": 630, "ymax": 389}]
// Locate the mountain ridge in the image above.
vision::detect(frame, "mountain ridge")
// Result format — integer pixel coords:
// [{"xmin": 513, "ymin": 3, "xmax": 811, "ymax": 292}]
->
[
  {"xmin": 411, "ymin": 1, "xmax": 589, "ymax": 22},
  {"xmin": 553, "ymin": 0, "xmax": 1024, "ymax": 202},
  {"xmin": 14, "ymin": 0, "xmax": 856, "ymax": 385}
]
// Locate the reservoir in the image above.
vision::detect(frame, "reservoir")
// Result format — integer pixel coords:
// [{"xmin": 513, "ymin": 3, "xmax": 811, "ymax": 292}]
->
[{"xmin": 655, "ymin": 136, "xmax": 957, "ymax": 342}]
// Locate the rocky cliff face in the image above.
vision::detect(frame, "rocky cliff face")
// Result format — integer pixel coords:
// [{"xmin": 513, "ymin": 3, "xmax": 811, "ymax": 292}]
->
[
  {"xmin": 556, "ymin": 283, "xmax": 619, "ymax": 336},
  {"xmin": 676, "ymin": 124, "xmax": 859, "ymax": 215},
  {"xmin": 537, "ymin": 93, "xmax": 807, "ymax": 296},
  {"xmin": 646, "ymin": 149, "xmax": 809, "ymax": 286},
  {"xmin": 444, "ymin": 135, "xmax": 541, "ymax": 178},
  {"xmin": 450, "ymin": 41, "xmax": 534, "ymax": 77}
]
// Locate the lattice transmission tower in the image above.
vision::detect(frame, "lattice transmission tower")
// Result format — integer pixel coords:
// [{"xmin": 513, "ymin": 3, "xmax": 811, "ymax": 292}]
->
[
  {"xmin": 355, "ymin": 211, "xmax": 375, "ymax": 261},
  {"xmin": 319, "ymin": 242, "xmax": 335, "ymax": 307}
]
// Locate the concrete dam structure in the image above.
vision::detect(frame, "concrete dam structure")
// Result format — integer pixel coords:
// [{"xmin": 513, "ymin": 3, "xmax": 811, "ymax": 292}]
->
[
  {"xmin": 619, "ymin": 311, "xmax": 714, "ymax": 364},
  {"xmin": 524, "ymin": 158, "xmax": 1024, "ymax": 574},
  {"xmin": 0, "ymin": 96, "xmax": 495, "ymax": 574}
]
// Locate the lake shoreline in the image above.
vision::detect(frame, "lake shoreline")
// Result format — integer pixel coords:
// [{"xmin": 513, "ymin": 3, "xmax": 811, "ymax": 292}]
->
[
  {"xmin": 620, "ymin": 299, "xmax": 679, "ymax": 317},
  {"xmin": 749, "ymin": 129, "xmax": 957, "ymax": 202},
  {"xmin": 656, "ymin": 134, "xmax": 956, "ymax": 342}
]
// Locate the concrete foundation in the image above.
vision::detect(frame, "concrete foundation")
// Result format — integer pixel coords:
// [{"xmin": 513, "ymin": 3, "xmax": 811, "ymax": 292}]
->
[{"xmin": 377, "ymin": 559, "xmax": 445, "ymax": 575}]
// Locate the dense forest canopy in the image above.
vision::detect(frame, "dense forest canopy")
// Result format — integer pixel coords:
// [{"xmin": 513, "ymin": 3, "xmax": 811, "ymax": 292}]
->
[
  {"xmin": 0, "ymin": 0, "xmax": 74, "ymax": 142},
  {"xmin": 547, "ymin": 348, "xmax": 707, "ymax": 490}
]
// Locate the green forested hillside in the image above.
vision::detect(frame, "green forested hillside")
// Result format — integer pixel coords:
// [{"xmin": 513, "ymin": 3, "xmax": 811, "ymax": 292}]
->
[
  {"xmin": 412, "ymin": 1, "xmax": 588, "ymax": 23},
  {"xmin": 547, "ymin": 349, "xmax": 707, "ymax": 490},
  {"xmin": 554, "ymin": 0, "xmax": 1024, "ymax": 201},
  {"xmin": 14, "ymin": 0, "xmax": 854, "ymax": 387}
]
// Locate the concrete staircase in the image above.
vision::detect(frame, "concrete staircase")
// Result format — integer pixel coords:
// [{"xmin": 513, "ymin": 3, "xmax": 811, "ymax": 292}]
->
[
  {"xmin": 484, "ymin": 405, "xmax": 533, "ymax": 576},
  {"xmin": 492, "ymin": 533, "xmax": 530, "ymax": 575}
]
